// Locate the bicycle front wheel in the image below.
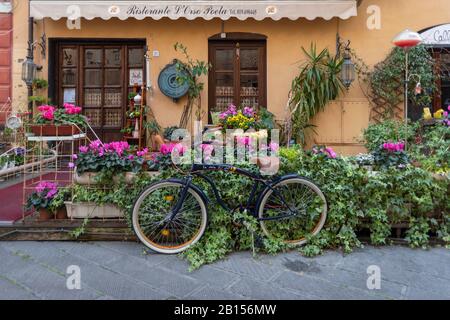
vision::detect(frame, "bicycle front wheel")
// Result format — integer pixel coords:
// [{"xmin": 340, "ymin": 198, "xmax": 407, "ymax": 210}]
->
[
  {"xmin": 258, "ymin": 177, "xmax": 327, "ymax": 246},
  {"xmin": 132, "ymin": 181, "xmax": 208, "ymax": 254}
]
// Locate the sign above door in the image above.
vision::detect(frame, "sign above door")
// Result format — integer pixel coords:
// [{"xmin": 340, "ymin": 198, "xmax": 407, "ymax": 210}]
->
[
  {"xmin": 30, "ymin": 0, "xmax": 357, "ymax": 21},
  {"xmin": 420, "ymin": 24, "xmax": 450, "ymax": 46}
]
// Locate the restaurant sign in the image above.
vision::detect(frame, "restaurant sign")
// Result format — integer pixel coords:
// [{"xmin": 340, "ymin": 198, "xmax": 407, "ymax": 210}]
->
[
  {"xmin": 30, "ymin": 1, "xmax": 358, "ymax": 21},
  {"xmin": 420, "ymin": 24, "xmax": 450, "ymax": 46}
]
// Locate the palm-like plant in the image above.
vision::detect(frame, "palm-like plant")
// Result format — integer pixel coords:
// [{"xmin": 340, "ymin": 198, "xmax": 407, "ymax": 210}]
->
[{"xmin": 288, "ymin": 44, "xmax": 345, "ymax": 145}]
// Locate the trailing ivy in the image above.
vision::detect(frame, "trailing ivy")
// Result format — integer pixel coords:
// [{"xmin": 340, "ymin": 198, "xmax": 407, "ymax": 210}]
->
[{"xmin": 71, "ymin": 146, "xmax": 449, "ymax": 269}]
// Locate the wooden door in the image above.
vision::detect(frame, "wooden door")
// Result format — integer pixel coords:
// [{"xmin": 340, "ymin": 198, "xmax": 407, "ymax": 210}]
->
[
  {"xmin": 57, "ymin": 43, "xmax": 145, "ymax": 142},
  {"xmin": 209, "ymin": 40, "xmax": 266, "ymax": 114}
]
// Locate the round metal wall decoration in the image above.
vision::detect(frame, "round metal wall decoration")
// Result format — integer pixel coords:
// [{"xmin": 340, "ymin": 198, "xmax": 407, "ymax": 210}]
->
[
  {"xmin": 6, "ymin": 115, "xmax": 22, "ymax": 130},
  {"xmin": 158, "ymin": 60, "xmax": 190, "ymax": 100}
]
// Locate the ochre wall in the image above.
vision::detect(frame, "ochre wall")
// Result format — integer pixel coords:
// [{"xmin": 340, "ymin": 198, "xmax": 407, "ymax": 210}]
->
[{"xmin": 10, "ymin": 0, "xmax": 450, "ymax": 154}]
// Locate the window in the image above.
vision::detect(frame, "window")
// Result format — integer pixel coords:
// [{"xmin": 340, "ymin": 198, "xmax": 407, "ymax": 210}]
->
[
  {"xmin": 208, "ymin": 34, "xmax": 266, "ymax": 115},
  {"xmin": 54, "ymin": 41, "xmax": 145, "ymax": 142}
]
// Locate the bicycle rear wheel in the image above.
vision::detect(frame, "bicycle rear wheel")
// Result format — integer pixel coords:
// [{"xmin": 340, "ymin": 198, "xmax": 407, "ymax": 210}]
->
[
  {"xmin": 258, "ymin": 177, "xmax": 327, "ymax": 246},
  {"xmin": 132, "ymin": 181, "xmax": 208, "ymax": 254}
]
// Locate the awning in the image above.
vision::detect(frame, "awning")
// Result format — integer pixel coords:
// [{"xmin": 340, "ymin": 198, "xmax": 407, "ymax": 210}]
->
[{"xmin": 30, "ymin": 0, "xmax": 358, "ymax": 21}]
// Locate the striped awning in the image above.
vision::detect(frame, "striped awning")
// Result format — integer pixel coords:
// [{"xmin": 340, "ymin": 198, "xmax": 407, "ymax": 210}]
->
[{"xmin": 30, "ymin": 0, "xmax": 358, "ymax": 21}]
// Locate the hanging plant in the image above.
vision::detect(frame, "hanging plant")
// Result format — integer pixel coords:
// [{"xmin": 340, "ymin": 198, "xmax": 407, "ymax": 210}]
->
[{"xmin": 289, "ymin": 44, "xmax": 345, "ymax": 145}]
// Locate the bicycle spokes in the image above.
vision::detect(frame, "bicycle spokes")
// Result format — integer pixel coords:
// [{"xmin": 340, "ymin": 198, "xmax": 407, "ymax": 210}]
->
[
  {"xmin": 135, "ymin": 184, "xmax": 205, "ymax": 250},
  {"xmin": 259, "ymin": 178, "xmax": 327, "ymax": 244}
]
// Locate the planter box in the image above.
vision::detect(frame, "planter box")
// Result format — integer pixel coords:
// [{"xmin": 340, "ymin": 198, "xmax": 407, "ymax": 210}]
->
[
  {"xmin": 74, "ymin": 171, "xmax": 160, "ymax": 185},
  {"xmin": 30, "ymin": 125, "xmax": 80, "ymax": 136},
  {"xmin": 65, "ymin": 202, "xmax": 124, "ymax": 218}
]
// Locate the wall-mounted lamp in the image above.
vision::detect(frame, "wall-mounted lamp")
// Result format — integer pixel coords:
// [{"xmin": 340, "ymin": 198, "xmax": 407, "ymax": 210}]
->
[{"xmin": 336, "ymin": 36, "xmax": 356, "ymax": 90}]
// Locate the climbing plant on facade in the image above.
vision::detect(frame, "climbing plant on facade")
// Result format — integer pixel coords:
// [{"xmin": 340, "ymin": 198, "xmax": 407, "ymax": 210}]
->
[{"xmin": 368, "ymin": 45, "xmax": 437, "ymax": 122}]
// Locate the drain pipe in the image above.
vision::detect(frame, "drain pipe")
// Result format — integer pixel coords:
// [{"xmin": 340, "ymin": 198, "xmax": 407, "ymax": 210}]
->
[{"xmin": 26, "ymin": 2, "xmax": 34, "ymax": 117}]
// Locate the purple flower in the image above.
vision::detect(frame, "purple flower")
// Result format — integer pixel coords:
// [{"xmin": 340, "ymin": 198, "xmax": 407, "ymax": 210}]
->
[
  {"xmin": 325, "ymin": 147, "xmax": 337, "ymax": 159},
  {"xmin": 68, "ymin": 162, "xmax": 75, "ymax": 168},
  {"xmin": 128, "ymin": 155, "xmax": 135, "ymax": 161},
  {"xmin": 72, "ymin": 154, "xmax": 78, "ymax": 160},
  {"xmin": 79, "ymin": 146, "xmax": 88, "ymax": 153}
]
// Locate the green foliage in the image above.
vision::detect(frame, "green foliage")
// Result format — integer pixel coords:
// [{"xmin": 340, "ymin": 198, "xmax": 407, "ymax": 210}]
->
[
  {"xmin": 73, "ymin": 144, "xmax": 449, "ymax": 270},
  {"xmin": 363, "ymin": 120, "xmax": 418, "ymax": 152},
  {"xmin": 289, "ymin": 44, "xmax": 344, "ymax": 144},
  {"xmin": 32, "ymin": 78, "xmax": 48, "ymax": 90},
  {"xmin": 372, "ymin": 145, "xmax": 409, "ymax": 170},
  {"xmin": 364, "ymin": 120, "xmax": 450, "ymax": 174},
  {"xmin": 410, "ymin": 123, "xmax": 450, "ymax": 173},
  {"xmin": 369, "ymin": 45, "xmax": 437, "ymax": 118},
  {"xmin": 174, "ymin": 42, "xmax": 211, "ymax": 125},
  {"xmin": 163, "ymin": 126, "xmax": 181, "ymax": 141},
  {"xmin": 143, "ymin": 119, "xmax": 161, "ymax": 135}
]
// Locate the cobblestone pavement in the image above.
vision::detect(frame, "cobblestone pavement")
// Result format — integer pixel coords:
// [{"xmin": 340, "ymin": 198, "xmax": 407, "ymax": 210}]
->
[{"xmin": 0, "ymin": 241, "xmax": 448, "ymax": 300}]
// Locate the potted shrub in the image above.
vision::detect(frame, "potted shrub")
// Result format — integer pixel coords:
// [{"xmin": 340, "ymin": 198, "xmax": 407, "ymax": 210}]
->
[
  {"xmin": 163, "ymin": 126, "xmax": 182, "ymax": 143},
  {"xmin": 30, "ymin": 103, "xmax": 86, "ymax": 136},
  {"xmin": 25, "ymin": 181, "xmax": 67, "ymax": 220},
  {"xmin": 144, "ymin": 119, "xmax": 164, "ymax": 151},
  {"xmin": 71, "ymin": 140, "xmax": 148, "ymax": 185}
]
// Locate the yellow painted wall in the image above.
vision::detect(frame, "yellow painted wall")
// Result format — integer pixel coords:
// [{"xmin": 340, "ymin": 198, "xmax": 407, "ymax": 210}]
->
[{"xmin": 10, "ymin": 0, "xmax": 450, "ymax": 154}]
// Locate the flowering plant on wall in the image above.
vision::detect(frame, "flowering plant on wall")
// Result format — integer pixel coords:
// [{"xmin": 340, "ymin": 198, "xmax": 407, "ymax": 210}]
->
[
  {"xmin": 33, "ymin": 103, "xmax": 86, "ymax": 127},
  {"xmin": 25, "ymin": 181, "xmax": 60, "ymax": 211},
  {"xmin": 71, "ymin": 140, "xmax": 148, "ymax": 176},
  {"xmin": 219, "ymin": 104, "xmax": 257, "ymax": 131},
  {"xmin": 147, "ymin": 143, "xmax": 187, "ymax": 171},
  {"xmin": 372, "ymin": 141, "xmax": 409, "ymax": 170}
]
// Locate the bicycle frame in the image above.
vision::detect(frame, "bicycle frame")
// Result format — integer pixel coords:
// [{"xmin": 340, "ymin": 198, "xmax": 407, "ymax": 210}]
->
[{"xmin": 168, "ymin": 163, "xmax": 298, "ymax": 222}]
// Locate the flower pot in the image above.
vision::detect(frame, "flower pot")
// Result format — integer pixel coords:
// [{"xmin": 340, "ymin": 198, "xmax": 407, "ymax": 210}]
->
[
  {"xmin": 55, "ymin": 208, "xmax": 68, "ymax": 220},
  {"xmin": 65, "ymin": 202, "xmax": 124, "ymax": 218},
  {"xmin": 30, "ymin": 125, "xmax": 80, "ymax": 136},
  {"xmin": 39, "ymin": 208, "xmax": 53, "ymax": 221}
]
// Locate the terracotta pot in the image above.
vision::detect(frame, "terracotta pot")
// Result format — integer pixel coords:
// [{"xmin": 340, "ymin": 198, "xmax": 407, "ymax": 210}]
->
[
  {"xmin": 30, "ymin": 125, "xmax": 80, "ymax": 136},
  {"xmin": 55, "ymin": 208, "xmax": 68, "ymax": 220},
  {"xmin": 39, "ymin": 208, "xmax": 53, "ymax": 221}
]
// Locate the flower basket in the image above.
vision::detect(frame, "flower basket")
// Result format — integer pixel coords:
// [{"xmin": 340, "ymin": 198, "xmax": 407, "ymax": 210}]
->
[
  {"xmin": 30, "ymin": 124, "xmax": 80, "ymax": 136},
  {"xmin": 65, "ymin": 202, "xmax": 124, "ymax": 218}
]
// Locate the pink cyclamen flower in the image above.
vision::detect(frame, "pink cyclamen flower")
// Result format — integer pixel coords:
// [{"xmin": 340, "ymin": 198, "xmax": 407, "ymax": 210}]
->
[
  {"xmin": 42, "ymin": 110, "xmax": 54, "ymax": 121},
  {"xmin": 160, "ymin": 144, "xmax": 171, "ymax": 155},
  {"xmin": 79, "ymin": 146, "xmax": 89, "ymax": 153},
  {"xmin": 137, "ymin": 148, "xmax": 148, "ymax": 157},
  {"xmin": 325, "ymin": 147, "xmax": 337, "ymax": 159},
  {"xmin": 128, "ymin": 155, "xmax": 135, "ymax": 161},
  {"xmin": 72, "ymin": 154, "xmax": 78, "ymax": 160},
  {"xmin": 68, "ymin": 162, "xmax": 75, "ymax": 168}
]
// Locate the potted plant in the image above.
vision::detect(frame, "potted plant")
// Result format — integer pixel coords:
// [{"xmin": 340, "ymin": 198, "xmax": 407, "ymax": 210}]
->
[
  {"xmin": 30, "ymin": 103, "xmax": 86, "ymax": 136},
  {"xmin": 144, "ymin": 119, "xmax": 163, "ymax": 151},
  {"xmin": 120, "ymin": 126, "xmax": 133, "ymax": 137},
  {"xmin": 163, "ymin": 125, "xmax": 182, "ymax": 143},
  {"xmin": 32, "ymin": 78, "xmax": 48, "ymax": 90},
  {"xmin": 65, "ymin": 185, "xmax": 124, "ymax": 219},
  {"xmin": 25, "ymin": 181, "xmax": 67, "ymax": 220},
  {"xmin": 71, "ymin": 140, "xmax": 148, "ymax": 185},
  {"xmin": 28, "ymin": 95, "xmax": 48, "ymax": 107}
]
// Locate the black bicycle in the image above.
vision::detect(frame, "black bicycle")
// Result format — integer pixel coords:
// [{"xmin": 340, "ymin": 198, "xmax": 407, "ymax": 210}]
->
[{"xmin": 132, "ymin": 162, "xmax": 327, "ymax": 254}]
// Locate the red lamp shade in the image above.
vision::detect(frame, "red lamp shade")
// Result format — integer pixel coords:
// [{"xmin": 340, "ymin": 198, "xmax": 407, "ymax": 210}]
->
[{"xmin": 393, "ymin": 29, "xmax": 423, "ymax": 49}]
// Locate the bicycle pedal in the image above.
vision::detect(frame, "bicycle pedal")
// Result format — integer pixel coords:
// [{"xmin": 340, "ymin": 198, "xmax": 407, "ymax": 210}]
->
[{"xmin": 254, "ymin": 234, "xmax": 265, "ymax": 248}]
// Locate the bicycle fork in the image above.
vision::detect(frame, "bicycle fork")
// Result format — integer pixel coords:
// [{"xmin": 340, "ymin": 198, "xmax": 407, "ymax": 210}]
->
[{"xmin": 166, "ymin": 176, "xmax": 193, "ymax": 222}]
